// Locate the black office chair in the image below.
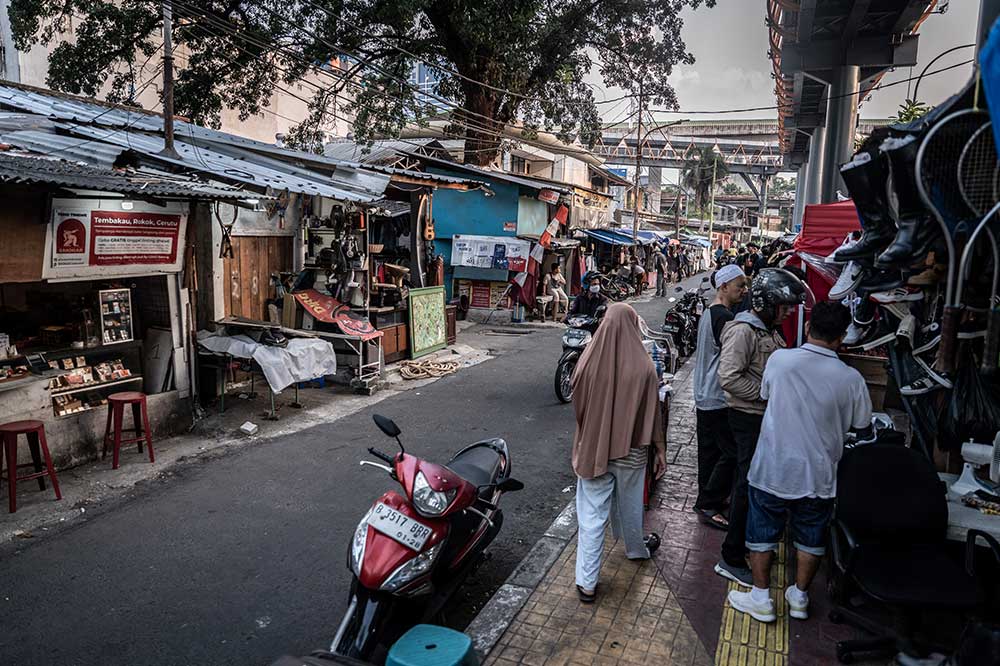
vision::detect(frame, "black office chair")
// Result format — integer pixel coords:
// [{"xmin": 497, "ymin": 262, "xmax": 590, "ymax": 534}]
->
[{"xmin": 828, "ymin": 443, "xmax": 1000, "ymax": 663}]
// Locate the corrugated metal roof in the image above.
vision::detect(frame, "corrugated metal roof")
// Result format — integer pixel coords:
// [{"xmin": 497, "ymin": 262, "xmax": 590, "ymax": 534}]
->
[
  {"xmin": 324, "ymin": 138, "xmax": 436, "ymax": 164},
  {"xmin": 0, "ymin": 84, "xmax": 390, "ymax": 202},
  {"xmin": 414, "ymin": 153, "xmax": 573, "ymax": 194},
  {"xmin": 59, "ymin": 123, "xmax": 389, "ymax": 201},
  {"xmin": 0, "ymin": 129, "xmax": 124, "ymax": 168},
  {"xmin": 0, "ymin": 152, "xmax": 254, "ymax": 199}
]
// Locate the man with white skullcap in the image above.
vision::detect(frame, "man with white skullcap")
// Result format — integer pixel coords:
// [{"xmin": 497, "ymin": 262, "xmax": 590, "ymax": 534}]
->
[{"xmin": 691, "ymin": 264, "xmax": 747, "ymax": 532}]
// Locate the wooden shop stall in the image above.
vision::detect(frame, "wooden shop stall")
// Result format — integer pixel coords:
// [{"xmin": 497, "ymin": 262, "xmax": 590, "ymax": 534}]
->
[{"xmin": 0, "ymin": 178, "xmax": 250, "ymax": 468}]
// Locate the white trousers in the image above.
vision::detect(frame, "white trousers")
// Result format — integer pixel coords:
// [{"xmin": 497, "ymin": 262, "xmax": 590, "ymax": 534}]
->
[
  {"xmin": 548, "ymin": 286, "xmax": 569, "ymax": 312},
  {"xmin": 575, "ymin": 463, "xmax": 649, "ymax": 590}
]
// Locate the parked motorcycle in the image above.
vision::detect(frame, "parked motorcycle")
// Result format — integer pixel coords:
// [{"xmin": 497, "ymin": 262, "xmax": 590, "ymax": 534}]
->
[
  {"xmin": 661, "ymin": 278, "xmax": 711, "ymax": 358},
  {"xmin": 331, "ymin": 414, "xmax": 523, "ymax": 663},
  {"xmin": 599, "ymin": 273, "xmax": 632, "ymax": 302},
  {"xmin": 555, "ymin": 305, "xmax": 606, "ymax": 403}
]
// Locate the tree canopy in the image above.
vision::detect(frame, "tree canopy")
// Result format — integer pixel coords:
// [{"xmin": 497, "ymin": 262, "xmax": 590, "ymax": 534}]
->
[
  {"xmin": 10, "ymin": 0, "xmax": 715, "ymax": 164},
  {"xmin": 681, "ymin": 146, "xmax": 727, "ymax": 213}
]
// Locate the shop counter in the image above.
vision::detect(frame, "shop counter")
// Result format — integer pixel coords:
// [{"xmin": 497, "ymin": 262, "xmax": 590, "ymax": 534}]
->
[{"xmin": 941, "ymin": 473, "xmax": 1000, "ymax": 542}]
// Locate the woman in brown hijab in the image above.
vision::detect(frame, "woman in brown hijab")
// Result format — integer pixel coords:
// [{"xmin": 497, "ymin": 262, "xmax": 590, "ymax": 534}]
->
[{"xmin": 572, "ymin": 302, "xmax": 666, "ymax": 602}]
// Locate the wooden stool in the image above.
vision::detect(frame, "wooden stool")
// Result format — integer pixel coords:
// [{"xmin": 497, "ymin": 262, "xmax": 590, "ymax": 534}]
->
[
  {"xmin": 0, "ymin": 420, "xmax": 62, "ymax": 513},
  {"xmin": 102, "ymin": 392, "xmax": 155, "ymax": 470}
]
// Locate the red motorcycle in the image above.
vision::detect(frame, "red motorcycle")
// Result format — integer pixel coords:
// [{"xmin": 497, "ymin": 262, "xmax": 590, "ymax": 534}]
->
[{"xmin": 331, "ymin": 415, "xmax": 523, "ymax": 663}]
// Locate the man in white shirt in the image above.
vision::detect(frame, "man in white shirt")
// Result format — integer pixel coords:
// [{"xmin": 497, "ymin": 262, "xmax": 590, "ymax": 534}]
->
[{"xmin": 727, "ymin": 301, "xmax": 872, "ymax": 624}]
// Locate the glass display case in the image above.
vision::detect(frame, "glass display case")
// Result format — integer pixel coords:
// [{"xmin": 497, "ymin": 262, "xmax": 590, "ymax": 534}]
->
[{"xmin": 99, "ymin": 288, "xmax": 134, "ymax": 345}]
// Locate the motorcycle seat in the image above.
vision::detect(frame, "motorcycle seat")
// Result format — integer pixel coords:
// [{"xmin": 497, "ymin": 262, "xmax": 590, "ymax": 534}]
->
[{"xmin": 447, "ymin": 440, "xmax": 504, "ymax": 489}]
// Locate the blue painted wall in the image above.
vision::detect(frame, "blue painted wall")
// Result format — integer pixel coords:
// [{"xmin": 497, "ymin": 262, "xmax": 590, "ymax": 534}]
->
[{"xmin": 427, "ymin": 166, "xmax": 522, "ymax": 298}]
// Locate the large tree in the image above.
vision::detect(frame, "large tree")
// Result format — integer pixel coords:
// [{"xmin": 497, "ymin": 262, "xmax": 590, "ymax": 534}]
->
[
  {"xmin": 10, "ymin": 0, "xmax": 714, "ymax": 164},
  {"xmin": 681, "ymin": 146, "xmax": 727, "ymax": 214}
]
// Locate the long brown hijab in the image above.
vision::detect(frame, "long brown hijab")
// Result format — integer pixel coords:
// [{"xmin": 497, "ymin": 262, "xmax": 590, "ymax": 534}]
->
[{"xmin": 571, "ymin": 302, "xmax": 664, "ymax": 479}]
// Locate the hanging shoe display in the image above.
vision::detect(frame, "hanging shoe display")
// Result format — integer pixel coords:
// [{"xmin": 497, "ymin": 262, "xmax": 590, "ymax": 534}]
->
[
  {"xmin": 825, "ymin": 233, "xmax": 861, "ymax": 264},
  {"xmin": 829, "ymin": 261, "xmax": 864, "ymax": 299},
  {"xmin": 871, "ymin": 287, "xmax": 924, "ymax": 304},
  {"xmin": 834, "ymin": 152, "xmax": 897, "ymax": 264},
  {"xmin": 876, "ymin": 135, "xmax": 940, "ymax": 269}
]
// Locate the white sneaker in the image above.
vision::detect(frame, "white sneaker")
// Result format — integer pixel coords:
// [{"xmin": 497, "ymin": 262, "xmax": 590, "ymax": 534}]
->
[
  {"xmin": 842, "ymin": 321, "xmax": 866, "ymax": 346},
  {"xmin": 871, "ymin": 287, "xmax": 923, "ymax": 303},
  {"xmin": 727, "ymin": 589, "xmax": 776, "ymax": 623},
  {"xmin": 784, "ymin": 586, "xmax": 809, "ymax": 620},
  {"xmin": 826, "ymin": 233, "xmax": 859, "ymax": 264},
  {"xmin": 829, "ymin": 261, "xmax": 863, "ymax": 299}
]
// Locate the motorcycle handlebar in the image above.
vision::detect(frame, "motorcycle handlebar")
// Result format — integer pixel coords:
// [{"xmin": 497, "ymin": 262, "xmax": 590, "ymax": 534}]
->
[{"xmin": 367, "ymin": 447, "xmax": 396, "ymax": 464}]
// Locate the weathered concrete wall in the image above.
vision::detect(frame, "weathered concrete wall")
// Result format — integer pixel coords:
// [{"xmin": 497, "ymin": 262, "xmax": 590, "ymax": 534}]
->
[{"xmin": 0, "ymin": 382, "xmax": 188, "ymax": 469}]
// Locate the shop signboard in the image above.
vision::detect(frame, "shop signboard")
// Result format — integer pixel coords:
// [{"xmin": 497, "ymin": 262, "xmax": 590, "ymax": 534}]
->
[
  {"xmin": 43, "ymin": 198, "xmax": 187, "ymax": 280},
  {"xmin": 537, "ymin": 189, "xmax": 560, "ymax": 204},
  {"xmin": 451, "ymin": 235, "xmax": 530, "ymax": 272},
  {"xmin": 455, "ymin": 279, "xmax": 511, "ymax": 309}
]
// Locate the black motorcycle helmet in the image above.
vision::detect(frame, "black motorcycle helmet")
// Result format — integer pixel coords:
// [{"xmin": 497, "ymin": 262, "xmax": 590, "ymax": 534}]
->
[{"xmin": 749, "ymin": 268, "xmax": 810, "ymax": 327}]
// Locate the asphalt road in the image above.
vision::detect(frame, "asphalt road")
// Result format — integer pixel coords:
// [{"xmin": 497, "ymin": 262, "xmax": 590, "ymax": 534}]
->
[{"xmin": 0, "ymin": 276, "xmax": 703, "ymax": 666}]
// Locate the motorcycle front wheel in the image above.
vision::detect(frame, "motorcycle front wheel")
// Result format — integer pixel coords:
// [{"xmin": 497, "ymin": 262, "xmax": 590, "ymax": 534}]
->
[{"xmin": 555, "ymin": 354, "xmax": 577, "ymax": 403}]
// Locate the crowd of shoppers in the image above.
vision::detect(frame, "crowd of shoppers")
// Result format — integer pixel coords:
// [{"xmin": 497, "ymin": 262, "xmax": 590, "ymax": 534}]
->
[{"xmin": 693, "ymin": 268, "xmax": 872, "ymax": 623}]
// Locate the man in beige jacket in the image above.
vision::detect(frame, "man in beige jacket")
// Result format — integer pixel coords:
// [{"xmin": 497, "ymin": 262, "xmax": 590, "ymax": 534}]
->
[{"xmin": 713, "ymin": 269, "xmax": 807, "ymax": 588}]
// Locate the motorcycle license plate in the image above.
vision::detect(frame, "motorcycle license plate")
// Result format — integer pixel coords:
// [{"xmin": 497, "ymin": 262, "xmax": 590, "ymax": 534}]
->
[{"xmin": 369, "ymin": 502, "xmax": 433, "ymax": 551}]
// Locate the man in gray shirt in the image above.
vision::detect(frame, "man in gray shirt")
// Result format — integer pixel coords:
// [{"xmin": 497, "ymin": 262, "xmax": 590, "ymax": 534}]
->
[
  {"xmin": 727, "ymin": 302, "xmax": 872, "ymax": 624},
  {"xmin": 692, "ymin": 264, "xmax": 746, "ymax": 530}
]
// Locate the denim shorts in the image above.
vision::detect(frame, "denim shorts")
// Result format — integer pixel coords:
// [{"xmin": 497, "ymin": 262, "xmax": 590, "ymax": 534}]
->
[{"xmin": 745, "ymin": 486, "xmax": 834, "ymax": 557}]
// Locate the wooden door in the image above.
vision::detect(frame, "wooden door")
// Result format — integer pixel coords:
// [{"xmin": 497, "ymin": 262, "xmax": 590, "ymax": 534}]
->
[{"xmin": 222, "ymin": 236, "xmax": 294, "ymax": 321}]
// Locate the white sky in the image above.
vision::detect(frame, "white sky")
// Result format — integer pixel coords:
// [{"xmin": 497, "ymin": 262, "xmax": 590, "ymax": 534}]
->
[{"xmin": 588, "ymin": 0, "xmax": 980, "ymax": 123}]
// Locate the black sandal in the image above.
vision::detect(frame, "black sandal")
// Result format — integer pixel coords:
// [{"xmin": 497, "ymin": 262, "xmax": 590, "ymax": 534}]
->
[
  {"xmin": 576, "ymin": 585, "xmax": 596, "ymax": 603},
  {"xmin": 695, "ymin": 509, "xmax": 730, "ymax": 531}
]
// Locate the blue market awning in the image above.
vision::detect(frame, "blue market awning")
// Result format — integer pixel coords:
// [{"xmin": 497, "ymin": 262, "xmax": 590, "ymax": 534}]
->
[{"xmin": 582, "ymin": 229, "xmax": 636, "ymax": 246}]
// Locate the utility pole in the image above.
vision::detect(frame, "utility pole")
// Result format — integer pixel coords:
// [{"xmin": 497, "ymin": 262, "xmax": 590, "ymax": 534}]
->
[
  {"xmin": 631, "ymin": 82, "xmax": 644, "ymax": 243},
  {"xmin": 673, "ymin": 180, "xmax": 681, "ymax": 240},
  {"xmin": 159, "ymin": 1, "xmax": 180, "ymax": 159},
  {"xmin": 706, "ymin": 156, "xmax": 718, "ymax": 248}
]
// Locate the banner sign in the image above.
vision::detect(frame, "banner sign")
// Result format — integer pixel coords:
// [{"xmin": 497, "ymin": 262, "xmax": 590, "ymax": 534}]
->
[
  {"xmin": 537, "ymin": 189, "xmax": 560, "ymax": 204},
  {"xmin": 451, "ymin": 234, "xmax": 530, "ymax": 272},
  {"xmin": 293, "ymin": 289, "xmax": 382, "ymax": 340},
  {"xmin": 44, "ymin": 198, "xmax": 187, "ymax": 279}
]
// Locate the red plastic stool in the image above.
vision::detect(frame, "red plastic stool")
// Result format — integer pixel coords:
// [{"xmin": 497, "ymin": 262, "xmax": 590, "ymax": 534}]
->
[
  {"xmin": 102, "ymin": 392, "xmax": 155, "ymax": 470},
  {"xmin": 0, "ymin": 420, "xmax": 62, "ymax": 513}
]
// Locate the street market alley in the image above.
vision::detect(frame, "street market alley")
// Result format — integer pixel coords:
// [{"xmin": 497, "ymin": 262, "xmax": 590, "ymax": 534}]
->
[{"xmin": 0, "ymin": 276, "xmax": 706, "ymax": 666}]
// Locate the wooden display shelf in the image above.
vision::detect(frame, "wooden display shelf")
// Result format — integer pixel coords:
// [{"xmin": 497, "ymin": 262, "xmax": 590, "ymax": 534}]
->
[{"xmin": 50, "ymin": 375, "xmax": 142, "ymax": 397}]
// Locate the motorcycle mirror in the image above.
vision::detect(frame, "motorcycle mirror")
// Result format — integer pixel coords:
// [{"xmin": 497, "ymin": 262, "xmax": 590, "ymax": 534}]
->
[
  {"xmin": 595, "ymin": 305, "xmax": 608, "ymax": 316},
  {"xmin": 372, "ymin": 414, "xmax": 402, "ymax": 439},
  {"xmin": 497, "ymin": 477, "xmax": 524, "ymax": 492}
]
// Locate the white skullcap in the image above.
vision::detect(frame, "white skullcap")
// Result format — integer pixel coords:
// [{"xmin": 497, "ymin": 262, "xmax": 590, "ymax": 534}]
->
[{"xmin": 714, "ymin": 264, "xmax": 745, "ymax": 288}]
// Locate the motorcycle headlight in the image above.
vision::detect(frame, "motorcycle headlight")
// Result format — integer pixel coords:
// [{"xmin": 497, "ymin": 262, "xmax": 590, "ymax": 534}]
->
[
  {"xmin": 563, "ymin": 330, "xmax": 592, "ymax": 348},
  {"xmin": 349, "ymin": 506, "xmax": 374, "ymax": 576},
  {"xmin": 412, "ymin": 471, "xmax": 457, "ymax": 516},
  {"xmin": 380, "ymin": 542, "xmax": 442, "ymax": 592}
]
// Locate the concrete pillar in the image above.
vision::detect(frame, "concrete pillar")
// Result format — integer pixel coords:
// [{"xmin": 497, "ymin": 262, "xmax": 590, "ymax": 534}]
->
[
  {"xmin": 821, "ymin": 65, "xmax": 860, "ymax": 202},
  {"xmin": 647, "ymin": 166, "xmax": 663, "ymax": 213},
  {"xmin": 805, "ymin": 126, "xmax": 826, "ymax": 207},
  {"xmin": 792, "ymin": 163, "xmax": 807, "ymax": 229},
  {"xmin": 979, "ymin": 0, "xmax": 1000, "ymax": 57}
]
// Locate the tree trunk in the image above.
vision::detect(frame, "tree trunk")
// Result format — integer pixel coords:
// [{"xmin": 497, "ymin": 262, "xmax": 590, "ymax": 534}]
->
[{"xmin": 460, "ymin": 83, "xmax": 502, "ymax": 166}]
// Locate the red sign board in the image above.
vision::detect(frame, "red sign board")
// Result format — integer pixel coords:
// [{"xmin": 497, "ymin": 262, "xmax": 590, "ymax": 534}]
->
[
  {"xmin": 292, "ymin": 289, "xmax": 382, "ymax": 340},
  {"xmin": 538, "ymin": 189, "xmax": 560, "ymax": 204},
  {"xmin": 55, "ymin": 218, "xmax": 86, "ymax": 254},
  {"xmin": 88, "ymin": 211, "xmax": 181, "ymax": 266}
]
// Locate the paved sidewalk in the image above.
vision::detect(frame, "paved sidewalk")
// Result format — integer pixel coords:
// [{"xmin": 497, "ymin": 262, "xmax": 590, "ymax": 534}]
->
[{"xmin": 476, "ymin": 355, "xmax": 870, "ymax": 666}]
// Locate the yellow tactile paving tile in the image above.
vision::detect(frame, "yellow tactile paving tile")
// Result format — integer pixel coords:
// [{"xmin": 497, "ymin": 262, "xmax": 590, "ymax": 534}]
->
[{"xmin": 715, "ymin": 543, "xmax": 790, "ymax": 666}]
